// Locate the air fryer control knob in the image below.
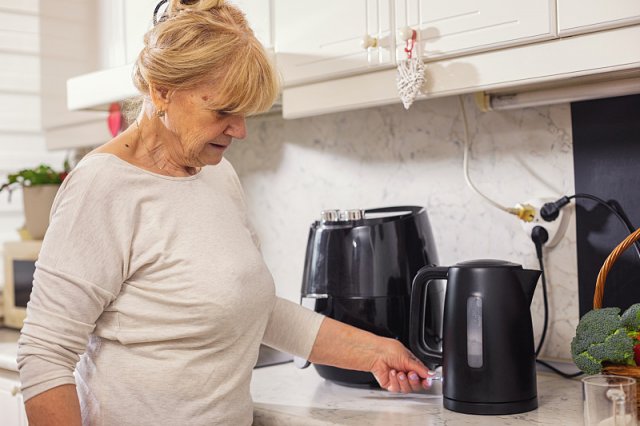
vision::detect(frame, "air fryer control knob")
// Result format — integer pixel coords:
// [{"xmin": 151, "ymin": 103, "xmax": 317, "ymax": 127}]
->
[
  {"xmin": 320, "ymin": 209, "xmax": 340, "ymax": 222},
  {"xmin": 340, "ymin": 209, "xmax": 365, "ymax": 221}
]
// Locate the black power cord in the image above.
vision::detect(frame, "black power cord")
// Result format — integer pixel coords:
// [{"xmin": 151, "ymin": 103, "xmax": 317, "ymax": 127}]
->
[
  {"xmin": 530, "ymin": 226, "xmax": 583, "ymax": 379},
  {"xmin": 532, "ymin": 226, "xmax": 549, "ymax": 358},
  {"xmin": 541, "ymin": 193, "xmax": 640, "ymax": 262}
]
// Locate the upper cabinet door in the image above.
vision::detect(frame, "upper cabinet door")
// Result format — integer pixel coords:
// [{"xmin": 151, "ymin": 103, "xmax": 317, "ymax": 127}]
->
[
  {"xmin": 275, "ymin": 0, "xmax": 394, "ymax": 87},
  {"xmin": 229, "ymin": 0, "xmax": 273, "ymax": 49},
  {"xmin": 557, "ymin": 0, "xmax": 640, "ymax": 35},
  {"xmin": 394, "ymin": 0, "xmax": 554, "ymax": 62},
  {"xmin": 124, "ymin": 0, "xmax": 158, "ymax": 65}
]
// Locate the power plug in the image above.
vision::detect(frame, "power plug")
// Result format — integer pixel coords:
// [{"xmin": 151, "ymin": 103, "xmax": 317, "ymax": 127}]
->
[{"xmin": 520, "ymin": 197, "xmax": 572, "ymax": 249}]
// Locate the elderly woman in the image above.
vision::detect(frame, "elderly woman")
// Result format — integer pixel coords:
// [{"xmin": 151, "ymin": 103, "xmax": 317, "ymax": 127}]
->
[{"xmin": 17, "ymin": 1, "xmax": 432, "ymax": 425}]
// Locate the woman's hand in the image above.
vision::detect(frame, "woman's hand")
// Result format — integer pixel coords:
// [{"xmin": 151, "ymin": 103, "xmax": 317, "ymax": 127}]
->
[
  {"xmin": 369, "ymin": 337, "xmax": 434, "ymax": 393},
  {"xmin": 308, "ymin": 317, "xmax": 435, "ymax": 394}
]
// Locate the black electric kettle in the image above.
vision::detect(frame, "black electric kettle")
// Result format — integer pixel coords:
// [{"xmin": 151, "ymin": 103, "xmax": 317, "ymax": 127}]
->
[{"xmin": 409, "ymin": 259, "xmax": 541, "ymax": 415}]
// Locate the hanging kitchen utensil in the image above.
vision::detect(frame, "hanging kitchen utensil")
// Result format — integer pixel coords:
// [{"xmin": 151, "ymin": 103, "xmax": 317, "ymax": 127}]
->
[{"xmin": 396, "ymin": 29, "xmax": 425, "ymax": 110}]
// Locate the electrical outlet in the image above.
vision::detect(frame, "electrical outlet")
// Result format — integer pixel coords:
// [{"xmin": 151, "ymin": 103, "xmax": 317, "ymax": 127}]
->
[{"xmin": 521, "ymin": 197, "xmax": 572, "ymax": 249}]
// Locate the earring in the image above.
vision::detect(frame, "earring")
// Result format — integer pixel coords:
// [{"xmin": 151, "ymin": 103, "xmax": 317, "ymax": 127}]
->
[{"xmin": 156, "ymin": 109, "xmax": 165, "ymax": 118}]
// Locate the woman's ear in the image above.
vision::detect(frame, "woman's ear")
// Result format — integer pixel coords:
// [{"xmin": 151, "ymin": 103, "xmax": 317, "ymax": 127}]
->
[{"xmin": 148, "ymin": 83, "xmax": 172, "ymax": 112}]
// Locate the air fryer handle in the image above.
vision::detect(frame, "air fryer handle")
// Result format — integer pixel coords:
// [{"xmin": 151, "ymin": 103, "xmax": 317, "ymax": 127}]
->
[{"xmin": 409, "ymin": 266, "xmax": 448, "ymax": 366}]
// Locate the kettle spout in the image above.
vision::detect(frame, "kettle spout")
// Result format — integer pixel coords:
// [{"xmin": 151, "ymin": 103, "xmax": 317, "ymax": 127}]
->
[{"xmin": 517, "ymin": 269, "xmax": 541, "ymax": 306}]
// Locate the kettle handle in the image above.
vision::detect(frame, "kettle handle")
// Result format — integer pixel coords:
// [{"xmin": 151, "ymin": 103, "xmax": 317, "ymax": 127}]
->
[{"xmin": 409, "ymin": 266, "xmax": 448, "ymax": 366}]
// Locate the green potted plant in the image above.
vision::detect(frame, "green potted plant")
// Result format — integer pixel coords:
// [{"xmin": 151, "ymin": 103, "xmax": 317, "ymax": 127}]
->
[{"xmin": 0, "ymin": 162, "xmax": 70, "ymax": 240}]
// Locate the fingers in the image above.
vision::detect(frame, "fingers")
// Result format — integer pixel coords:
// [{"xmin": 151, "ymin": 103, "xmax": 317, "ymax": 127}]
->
[
  {"xmin": 396, "ymin": 371, "xmax": 413, "ymax": 393},
  {"xmin": 382, "ymin": 369, "xmax": 437, "ymax": 393},
  {"xmin": 405, "ymin": 353, "xmax": 430, "ymax": 379},
  {"xmin": 387, "ymin": 370, "xmax": 426, "ymax": 393},
  {"xmin": 372, "ymin": 339, "xmax": 438, "ymax": 394},
  {"xmin": 387, "ymin": 369, "xmax": 400, "ymax": 393},
  {"xmin": 407, "ymin": 371, "xmax": 425, "ymax": 393}
]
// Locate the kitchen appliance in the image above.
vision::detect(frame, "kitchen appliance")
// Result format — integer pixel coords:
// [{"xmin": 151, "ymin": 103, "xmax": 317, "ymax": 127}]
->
[
  {"xmin": 409, "ymin": 260, "xmax": 541, "ymax": 415},
  {"xmin": 298, "ymin": 206, "xmax": 440, "ymax": 386},
  {"xmin": 2, "ymin": 241, "xmax": 41, "ymax": 329}
]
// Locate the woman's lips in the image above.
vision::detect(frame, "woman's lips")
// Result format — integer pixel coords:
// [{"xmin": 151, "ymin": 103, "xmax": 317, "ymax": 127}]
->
[{"xmin": 209, "ymin": 143, "xmax": 227, "ymax": 150}]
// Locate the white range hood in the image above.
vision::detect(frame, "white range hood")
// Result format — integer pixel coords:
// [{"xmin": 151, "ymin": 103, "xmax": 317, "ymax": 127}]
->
[
  {"xmin": 67, "ymin": 64, "xmax": 137, "ymax": 112},
  {"xmin": 66, "ymin": 59, "xmax": 282, "ymax": 113}
]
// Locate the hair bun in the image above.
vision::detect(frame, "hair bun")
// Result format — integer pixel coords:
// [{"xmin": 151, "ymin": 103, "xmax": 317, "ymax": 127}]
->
[
  {"xmin": 177, "ymin": 0, "xmax": 225, "ymax": 10},
  {"xmin": 155, "ymin": 0, "xmax": 226, "ymax": 26}
]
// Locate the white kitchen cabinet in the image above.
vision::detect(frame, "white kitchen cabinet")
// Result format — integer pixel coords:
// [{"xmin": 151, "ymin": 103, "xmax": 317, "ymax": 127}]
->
[
  {"xmin": 283, "ymin": 25, "xmax": 640, "ymax": 118},
  {"xmin": 275, "ymin": 0, "xmax": 394, "ymax": 87},
  {"xmin": 393, "ymin": 0, "xmax": 554, "ymax": 62},
  {"xmin": 229, "ymin": 0, "xmax": 273, "ymax": 49},
  {"xmin": 0, "ymin": 371, "xmax": 27, "ymax": 426},
  {"xmin": 557, "ymin": 0, "xmax": 640, "ymax": 35},
  {"xmin": 275, "ymin": 0, "xmax": 553, "ymax": 87},
  {"xmin": 124, "ymin": 0, "xmax": 158, "ymax": 65}
]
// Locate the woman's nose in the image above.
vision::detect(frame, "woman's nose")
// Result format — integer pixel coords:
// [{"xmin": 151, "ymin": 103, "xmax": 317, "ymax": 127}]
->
[{"xmin": 226, "ymin": 115, "xmax": 247, "ymax": 140}]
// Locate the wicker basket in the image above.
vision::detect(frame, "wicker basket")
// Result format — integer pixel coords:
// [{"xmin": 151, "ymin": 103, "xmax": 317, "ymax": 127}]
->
[{"xmin": 594, "ymin": 227, "xmax": 640, "ymax": 412}]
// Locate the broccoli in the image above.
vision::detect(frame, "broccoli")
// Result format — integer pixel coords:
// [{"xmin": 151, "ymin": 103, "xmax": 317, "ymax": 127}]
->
[
  {"xmin": 587, "ymin": 329, "xmax": 635, "ymax": 364},
  {"xmin": 621, "ymin": 303, "xmax": 640, "ymax": 330},
  {"xmin": 571, "ymin": 306, "xmax": 639, "ymax": 375},
  {"xmin": 571, "ymin": 307, "xmax": 621, "ymax": 355}
]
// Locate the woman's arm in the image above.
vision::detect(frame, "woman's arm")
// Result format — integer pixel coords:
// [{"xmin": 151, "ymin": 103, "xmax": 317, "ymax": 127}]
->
[
  {"xmin": 18, "ymin": 161, "xmax": 129, "ymax": 406},
  {"xmin": 308, "ymin": 317, "xmax": 432, "ymax": 393},
  {"xmin": 24, "ymin": 384, "xmax": 82, "ymax": 426}
]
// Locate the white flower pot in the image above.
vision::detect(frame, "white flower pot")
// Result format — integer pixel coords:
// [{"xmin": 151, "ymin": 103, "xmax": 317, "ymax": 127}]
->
[{"xmin": 22, "ymin": 184, "xmax": 61, "ymax": 240}]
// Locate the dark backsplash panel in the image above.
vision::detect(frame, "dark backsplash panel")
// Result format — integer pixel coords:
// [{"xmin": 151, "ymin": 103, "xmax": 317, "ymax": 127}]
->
[{"xmin": 572, "ymin": 94, "xmax": 640, "ymax": 317}]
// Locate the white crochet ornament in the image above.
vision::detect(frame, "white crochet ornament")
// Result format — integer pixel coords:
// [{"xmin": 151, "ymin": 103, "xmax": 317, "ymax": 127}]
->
[{"xmin": 396, "ymin": 57, "xmax": 425, "ymax": 110}]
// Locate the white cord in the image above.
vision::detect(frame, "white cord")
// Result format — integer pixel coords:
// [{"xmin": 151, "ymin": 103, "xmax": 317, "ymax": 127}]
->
[{"xmin": 458, "ymin": 95, "xmax": 513, "ymax": 213}]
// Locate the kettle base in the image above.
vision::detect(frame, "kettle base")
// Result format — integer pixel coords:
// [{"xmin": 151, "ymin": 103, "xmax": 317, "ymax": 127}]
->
[{"xmin": 444, "ymin": 396, "xmax": 538, "ymax": 415}]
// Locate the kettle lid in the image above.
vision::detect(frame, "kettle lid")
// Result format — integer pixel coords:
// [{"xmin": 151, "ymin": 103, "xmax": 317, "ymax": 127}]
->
[{"xmin": 455, "ymin": 259, "xmax": 521, "ymax": 268}]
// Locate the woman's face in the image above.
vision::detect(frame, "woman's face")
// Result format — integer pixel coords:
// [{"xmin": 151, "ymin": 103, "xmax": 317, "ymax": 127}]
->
[{"xmin": 160, "ymin": 82, "xmax": 247, "ymax": 168}]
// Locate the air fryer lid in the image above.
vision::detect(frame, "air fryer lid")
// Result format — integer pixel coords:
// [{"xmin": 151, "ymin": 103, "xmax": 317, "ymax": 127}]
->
[
  {"xmin": 301, "ymin": 205, "xmax": 438, "ymax": 298},
  {"xmin": 317, "ymin": 206, "xmax": 424, "ymax": 227}
]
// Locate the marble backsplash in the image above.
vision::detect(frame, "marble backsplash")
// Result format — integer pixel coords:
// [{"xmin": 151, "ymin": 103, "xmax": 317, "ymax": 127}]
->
[{"xmin": 225, "ymin": 94, "xmax": 578, "ymax": 361}]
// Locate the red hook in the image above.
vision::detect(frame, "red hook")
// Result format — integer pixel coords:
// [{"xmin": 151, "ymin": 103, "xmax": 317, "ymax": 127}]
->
[{"xmin": 404, "ymin": 29, "xmax": 417, "ymax": 59}]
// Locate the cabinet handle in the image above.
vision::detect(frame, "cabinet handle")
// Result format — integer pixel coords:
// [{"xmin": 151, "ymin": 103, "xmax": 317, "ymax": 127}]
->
[
  {"xmin": 362, "ymin": 34, "xmax": 395, "ymax": 51},
  {"xmin": 361, "ymin": 34, "xmax": 378, "ymax": 49}
]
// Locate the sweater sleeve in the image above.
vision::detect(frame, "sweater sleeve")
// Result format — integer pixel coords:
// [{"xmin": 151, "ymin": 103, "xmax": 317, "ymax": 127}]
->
[
  {"xmin": 17, "ymin": 158, "xmax": 132, "ymax": 401},
  {"xmin": 262, "ymin": 297, "xmax": 325, "ymax": 359}
]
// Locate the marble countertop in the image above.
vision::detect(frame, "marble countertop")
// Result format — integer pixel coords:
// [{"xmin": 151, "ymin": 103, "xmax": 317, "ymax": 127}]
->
[
  {"xmin": 251, "ymin": 363, "xmax": 584, "ymax": 425},
  {"xmin": 0, "ymin": 327, "xmax": 19, "ymax": 372},
  {"xmin": 0, "ymin": 327, "xmax": 585, "ymax": 424}
]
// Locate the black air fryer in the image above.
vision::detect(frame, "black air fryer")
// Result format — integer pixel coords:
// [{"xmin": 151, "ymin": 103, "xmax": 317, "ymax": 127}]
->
[{"xmin": 297, "ymin": 206, "xmax": 441, "ymax": 386}]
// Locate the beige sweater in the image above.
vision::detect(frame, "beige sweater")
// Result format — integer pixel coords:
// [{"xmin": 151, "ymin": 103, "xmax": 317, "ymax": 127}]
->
[{"xmin": 17, "ymin": 153, "xmax": 324, "ymax": 426}]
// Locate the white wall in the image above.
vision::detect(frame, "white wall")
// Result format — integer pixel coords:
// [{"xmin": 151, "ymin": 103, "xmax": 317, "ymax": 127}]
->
[
  {"xmin": 0, "ymin": 2, "xmax": 67, "ymax": 287},
  {"xmin": 226, "ymin": 95, "xmax": 578, "ymax": 360}
]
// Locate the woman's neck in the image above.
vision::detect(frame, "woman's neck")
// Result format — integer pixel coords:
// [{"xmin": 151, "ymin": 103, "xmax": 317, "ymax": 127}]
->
[
  {"xmin": 136, "ymin": 117, "xmax": 198, "ymax": 176},
  {"xmin": 106, "ymin": 111, "xmax": 200, "ymax": 177}
]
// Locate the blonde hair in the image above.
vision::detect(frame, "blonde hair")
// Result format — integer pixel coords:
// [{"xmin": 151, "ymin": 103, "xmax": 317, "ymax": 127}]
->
[{"xmin": 132, "ymin": 0, "xmax": 279, "ymax": 116}]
